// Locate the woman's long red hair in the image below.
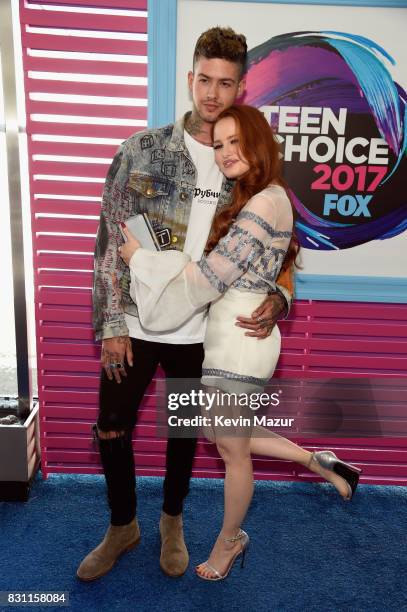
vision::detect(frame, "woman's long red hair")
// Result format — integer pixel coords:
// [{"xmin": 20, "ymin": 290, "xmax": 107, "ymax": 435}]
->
[{"xmin": 205, "ymin": 104, "xmax": 300, "ymax": 271}]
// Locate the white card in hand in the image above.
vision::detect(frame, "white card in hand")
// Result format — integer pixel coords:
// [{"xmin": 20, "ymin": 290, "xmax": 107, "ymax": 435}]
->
[{"xmin": 120, "ymin": 214, "xmax": 161, "ymax": 251}]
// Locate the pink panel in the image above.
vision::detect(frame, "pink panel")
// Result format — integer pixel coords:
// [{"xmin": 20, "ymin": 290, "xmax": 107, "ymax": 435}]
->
[
  {"xmin": 28, "ymin": 0, "xmax": 147, "ymax": 7},
  {"xmin": 27, "ymin": 119, "xmax": 142, "ymax": 140},
  {"xmin": 31, "ymin": 180, "xmax": 103, "ymax": 197},
  {"xmin": 30, "ymin": 141, "xmax": 119, "ymax": 160},
  {"xmin": 21, "ymin": 1, "xmax": 407, "ymax": 486},
  {"xmin": 21, "ymin": 6, "xmax": 147, "ymax": 32},
  {"xmin": 38, "ymin": 288, "xmax": 93, "ymax": 306},
  {"xmin": 35, "ymin": 254, "xmax": 94, "ymax": 271},
  {"xmin": 35, "ymin": 236, "xmax": 96, "ymax": 252},
  {"xmin": 41, "ymin": 343, "xmax": 99, "ymax": 357},
  {"xmin": 41, "ymin": 357, "xmax": 99, "ymax": 372},
  {"xmin": 22, "ymin": 32, "xmax": 147, "ymax": 55},
  {"xmin": 39, "ymin": 325, "xmax": 94, "ymax": 341},
  {"xmin": 34, "ymin": 217, "xmax": 98, "ymax": 234},
  {"xmin": 35, "ymin": 292, "xmax": 407, "ymax": 484},
  {"xmin": 26, "ymin": 77, "xmax": 147, "ymax": 100},
  {"xmin": 28, "ymin": 100, "xmax": 147, "ymax": 121},
  {"xmin": 38, "ymin": 305, "xmax": 90, "ymax": 330},
  {"xmin": 31, "ymin": 161, "xmax": 110, "ymax": 179},
  {"xmin": 36, "ymin": 271, "xmax": 93, "ymax": 288},
  {"xmin": 34, "ymin": 200, "xmax": 101, "ymax": 217}
]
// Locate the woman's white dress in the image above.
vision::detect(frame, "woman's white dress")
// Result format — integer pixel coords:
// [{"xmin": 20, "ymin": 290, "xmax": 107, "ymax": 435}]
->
[{"xmin": 128, "ymin": 184, "xmax": 293, "ymax": 391}]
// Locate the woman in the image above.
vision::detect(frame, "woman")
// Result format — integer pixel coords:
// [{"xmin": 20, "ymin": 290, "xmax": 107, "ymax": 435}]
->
[{"xmin": 118, "ymin": 105, "xmax": 362, "ymax": 581}]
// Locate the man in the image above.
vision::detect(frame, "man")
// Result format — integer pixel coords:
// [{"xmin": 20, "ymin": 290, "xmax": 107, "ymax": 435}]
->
[{"xmin": 77, "ymin": 27, "xmax": 294, "ymax": 582}]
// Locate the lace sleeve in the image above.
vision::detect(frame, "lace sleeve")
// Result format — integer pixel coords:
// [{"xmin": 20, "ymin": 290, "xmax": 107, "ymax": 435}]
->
[
  {"xmin": 129, "ymin": 188, "xmax": 292, "ymax": 331},
  {"xmin": 186, "ymin": 188, "xmax": 292, "ymax": 304}
]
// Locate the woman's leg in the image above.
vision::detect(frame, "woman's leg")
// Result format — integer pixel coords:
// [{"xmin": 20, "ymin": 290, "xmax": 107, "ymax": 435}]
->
[
  {"xmin": 250, "ymin": 425, "xmax": 310, "ymax": 463},
  {"xmin": 196, "ymin": 435, "xmax": 253, "ymax": 579},
  {"xmin": 249, "ymin": 425, "xmax": 350, "ymax": 498}
]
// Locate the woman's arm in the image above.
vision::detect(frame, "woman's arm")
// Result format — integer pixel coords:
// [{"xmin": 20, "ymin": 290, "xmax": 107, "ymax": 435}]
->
[{"xmin": 127, "ymin": 189, "xmax": 292, "ymax": 332}]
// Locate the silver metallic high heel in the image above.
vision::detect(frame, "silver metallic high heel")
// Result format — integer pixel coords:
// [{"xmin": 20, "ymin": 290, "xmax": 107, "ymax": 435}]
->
[
  {"xmin": 308, "ymin": 450, "xmax": 362, "ymax": 501},
  {"xmin": 195, "ymin": 529, "xmax": 250, "ymax": 581}
]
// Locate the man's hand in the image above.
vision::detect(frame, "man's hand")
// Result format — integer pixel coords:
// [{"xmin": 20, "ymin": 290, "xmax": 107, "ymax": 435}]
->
[
  {"xmin": 101, "ymin": 336, "xmax": 133, "ymax": 383},
  {"xmin": 235, "ymin": 292, "xmax": 287, "ymax": 339}
]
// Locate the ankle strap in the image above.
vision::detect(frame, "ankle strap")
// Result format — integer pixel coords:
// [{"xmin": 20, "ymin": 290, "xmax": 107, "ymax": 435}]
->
[
  {"xmin": 224, "ymin": 529, "xmax": 245, "ymax": 543},
  {"xmin": 307, "ymin": 451, "xmax": 316, "ymax": 469}
]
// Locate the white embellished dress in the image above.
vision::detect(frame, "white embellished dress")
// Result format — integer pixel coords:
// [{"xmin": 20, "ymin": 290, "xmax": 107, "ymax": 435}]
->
[{"xmin": 128, "ymin": 184, "xmax": 293, "ymax": 391}]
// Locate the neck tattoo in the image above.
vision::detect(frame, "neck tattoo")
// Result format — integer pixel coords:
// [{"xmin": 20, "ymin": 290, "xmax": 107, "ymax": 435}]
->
[{"xmin": 185, "ymin": 112, "xmax": 212, "ymax": 146}]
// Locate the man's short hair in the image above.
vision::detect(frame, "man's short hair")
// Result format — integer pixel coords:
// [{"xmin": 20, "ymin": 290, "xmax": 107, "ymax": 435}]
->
[{"xmin": 193, "ymin": 27, "xmax": 247, "ymax": 79}]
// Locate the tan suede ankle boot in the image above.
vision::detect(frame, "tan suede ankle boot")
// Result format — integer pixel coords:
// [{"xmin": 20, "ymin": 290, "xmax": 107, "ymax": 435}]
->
[
  {"xmin": 76, "ymin": 517, "xmax": 140, "ymax": 581},
  {"xmin": 159, "ymin": 512, "xmax": 188, "ymax": 577}
]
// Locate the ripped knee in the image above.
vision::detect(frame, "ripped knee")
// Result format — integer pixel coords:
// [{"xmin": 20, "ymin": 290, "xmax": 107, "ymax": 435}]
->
[
  {"xmin": 93, "ymin": 424, "xmax": 126, "ymax": 440},
  {"xmin": 98, "ymin": 428, "xmax": 125, "ymax": 440},
  {"xmin": 99, "ymin": 431, "xmax": 125, "ymax": 440}
]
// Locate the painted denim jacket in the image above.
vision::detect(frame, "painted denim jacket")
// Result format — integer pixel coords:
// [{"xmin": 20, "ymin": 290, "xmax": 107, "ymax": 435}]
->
[{"xmin": 92, "ymin": 112, "xmax": 293, "ymax": 341}]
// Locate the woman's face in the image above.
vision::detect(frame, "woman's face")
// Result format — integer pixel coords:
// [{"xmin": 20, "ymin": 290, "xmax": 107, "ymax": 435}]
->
[{"xmin": 213, "ymin": 117, "xmax": 250, "ymax": 179}]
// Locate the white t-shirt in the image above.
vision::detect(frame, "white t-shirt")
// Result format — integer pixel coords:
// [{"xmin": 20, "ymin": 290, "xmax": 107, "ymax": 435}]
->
[{"xmin": 125, "ymin": 129, "xmax": 224, "ymax": 344}]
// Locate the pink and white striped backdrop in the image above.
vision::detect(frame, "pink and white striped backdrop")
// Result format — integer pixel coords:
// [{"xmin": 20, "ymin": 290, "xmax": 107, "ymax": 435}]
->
[{"xmin": 21, "ymin": 0, "xmax": 407, "ymax": 486}]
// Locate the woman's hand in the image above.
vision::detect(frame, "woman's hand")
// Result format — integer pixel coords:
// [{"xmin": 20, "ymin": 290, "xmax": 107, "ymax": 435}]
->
[{"xmin": 118, "ymin": 223, "xmax": 141, "ymax": 265}]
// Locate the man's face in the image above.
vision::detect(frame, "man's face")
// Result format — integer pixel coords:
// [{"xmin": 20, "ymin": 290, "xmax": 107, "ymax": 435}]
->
[{"xmin": 188, "ymin": 57, "xmax": 244, "ymax": 124}]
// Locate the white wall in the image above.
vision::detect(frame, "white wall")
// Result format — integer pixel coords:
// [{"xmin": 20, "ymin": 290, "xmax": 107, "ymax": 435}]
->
[{"xmin": 176, "ymin": 1, "xmax": 407, "ymax": 278}]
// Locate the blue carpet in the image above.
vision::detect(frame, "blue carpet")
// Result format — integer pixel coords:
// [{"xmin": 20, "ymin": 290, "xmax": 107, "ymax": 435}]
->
[{"xmin": 0, "ymin": 473, "xmax": 406, "ymax": 612}]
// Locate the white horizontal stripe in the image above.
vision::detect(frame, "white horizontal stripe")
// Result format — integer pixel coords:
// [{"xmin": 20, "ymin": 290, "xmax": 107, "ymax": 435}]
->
[
  {"xmin": 39, "ymin": 268, "xmax": 92, "ymax": 273},
  {"xmin": 26, "ymin": 3, "xmax": 147, "ymax": 18},
  {"xmin": 26, "ymin": 27, "xmax": 147, "ymax": 42},
  {"xmin": 40, "ymin": 250, "xmax": 93, "ymax": 255},
  {"xmin": 28, "ymin": 71, "xmax": 147, "ymax": 85},
  {"xmin": 34, "ymin": 175, "xmax": 105, "ymax": 183},
  {"xmin": 35, "ymin": 194, "xmax": 101, "ymax": 201},
  {"xmin": 27, "ymin": 50, "xmax": 147, "ymax": 64},
  {"xmin": 37, "ymin": 249, "xmax": 93, "ymax": 255},
  {"xmin": 30, "ymin": 93, "xmax": 147, "ymax": 107},
  {"xmin": 32, "ymin": 135, "xmax": 123, "ymax": 145},
  {"xmin": 38, "ymin": 232, "xmax": 96, "ymax": 238},
  {"xmin": 31, "ymin": 114, "xmax": 146, "ymax": 126},
  {"xmin": 33, "ymin": 155, "xmax": 112, "ymax": 164},
  {"xmin": 40, "ymin": 285, "xmax": 92, "ymax": 290},
  {"xmin": 37, "ymin": 213, "xmax": 99, "ymax": 220}
]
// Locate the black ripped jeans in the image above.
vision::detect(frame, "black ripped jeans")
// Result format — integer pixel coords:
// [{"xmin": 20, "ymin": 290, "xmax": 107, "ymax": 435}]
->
[{"xmin": 96, "ymin": 338, "xmax": 204, "ymax": 526}]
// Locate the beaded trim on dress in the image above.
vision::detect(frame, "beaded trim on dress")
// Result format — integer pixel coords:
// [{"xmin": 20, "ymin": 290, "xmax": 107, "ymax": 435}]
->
[{"xmin": 202, "ymin": 368, "xmax": 268, "ymax": 386}]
